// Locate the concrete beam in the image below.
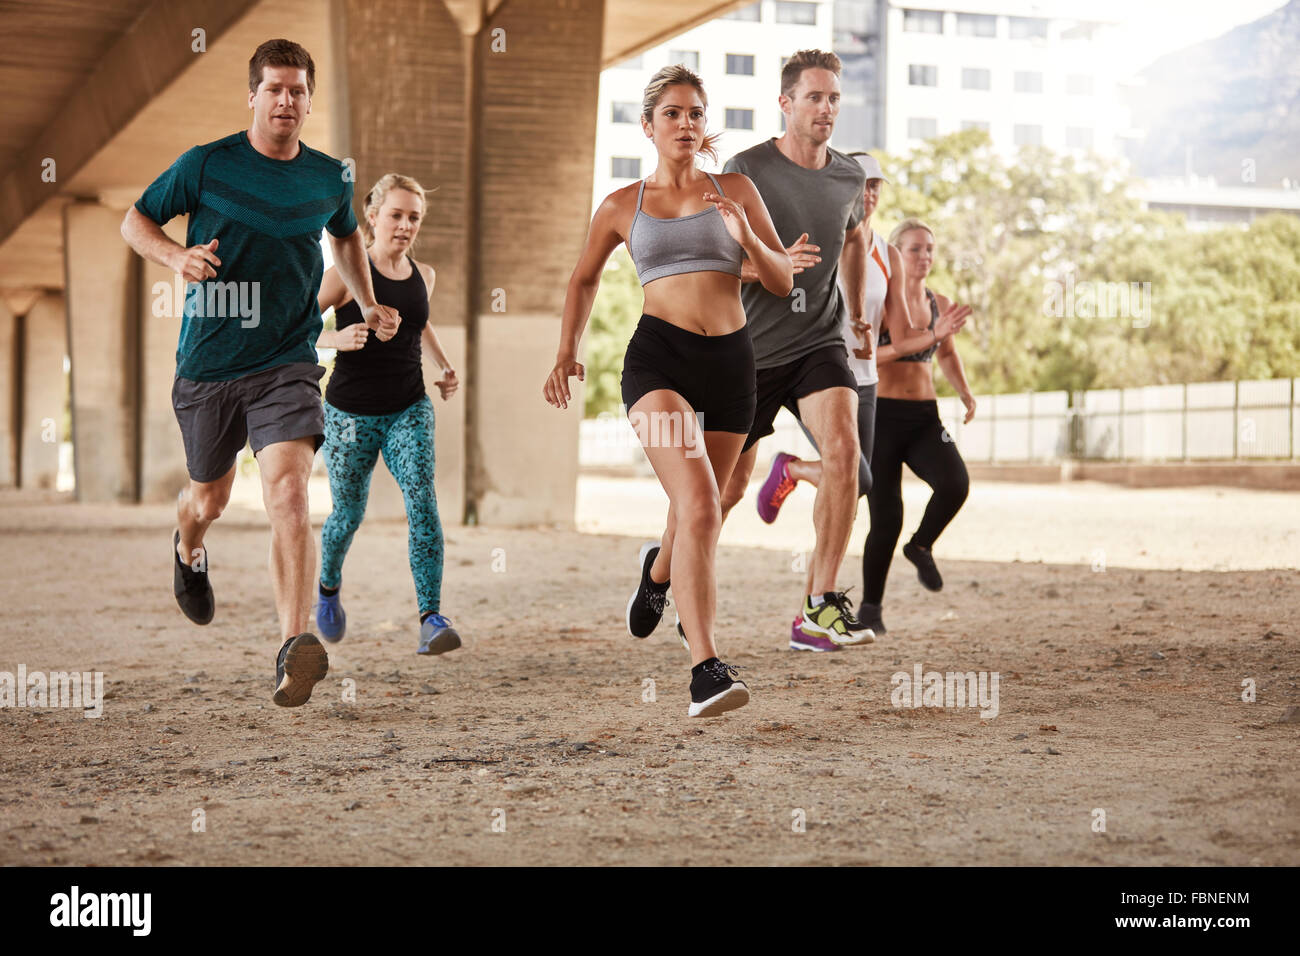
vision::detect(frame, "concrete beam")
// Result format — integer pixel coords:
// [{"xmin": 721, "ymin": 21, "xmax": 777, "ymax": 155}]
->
[
  {"xmin": 138, "ymin": 218, "xmax": 189, "ymax": 503},
  {"xmin": 0, "ymin": 0, "xmax": 261, "ymax": 249}
]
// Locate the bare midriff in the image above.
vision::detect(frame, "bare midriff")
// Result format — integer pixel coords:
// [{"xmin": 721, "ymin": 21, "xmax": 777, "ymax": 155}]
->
[
  {"xmin": 877, "ymin": 288, "xmax": 937, "ymax": 400},
  {"xmin": 640, "ymin": 270, "xmax": 747, "ymax": 336}
]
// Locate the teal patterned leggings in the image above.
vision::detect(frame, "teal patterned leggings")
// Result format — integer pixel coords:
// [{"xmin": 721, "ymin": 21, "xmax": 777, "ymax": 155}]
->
[{"xmin": 320, "ymin": 396, "xmax": 444, "ymax": 616}]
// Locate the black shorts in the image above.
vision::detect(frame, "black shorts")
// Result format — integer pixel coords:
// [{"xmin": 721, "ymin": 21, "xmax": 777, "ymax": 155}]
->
[
  {"xmin": 743, "ymin": 343, "xmax": 857, "ymax": 452},
  {"xmin": 620, "ymin": 314, "xmax": 756, "ymax": 435},
  {"xmin": 172, "ymin": 361, "xmax": 326, "ymax": 483}
]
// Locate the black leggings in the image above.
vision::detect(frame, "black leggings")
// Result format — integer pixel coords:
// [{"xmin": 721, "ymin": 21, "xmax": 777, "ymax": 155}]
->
[{"xmin": 864, "ymin": 397, "xmax": 968, "ymax": 604}]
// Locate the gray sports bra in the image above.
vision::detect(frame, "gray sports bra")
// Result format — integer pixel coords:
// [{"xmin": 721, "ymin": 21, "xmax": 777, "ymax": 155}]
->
[
  {"xmin": 626, "ymin": 172, "xmax": 744, "ymax": 285},
  {"xmin": 878, "ymin": 288, "xmax": 940, "ymax": 363}
]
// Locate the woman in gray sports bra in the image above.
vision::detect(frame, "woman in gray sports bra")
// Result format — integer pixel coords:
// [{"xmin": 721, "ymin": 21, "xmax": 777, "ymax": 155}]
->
[{"xmin": 542, "ymin": 64, "xmax": 791, "ymax": 718}]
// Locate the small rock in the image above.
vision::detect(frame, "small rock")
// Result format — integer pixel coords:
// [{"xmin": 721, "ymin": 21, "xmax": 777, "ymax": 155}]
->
[
  {"xmin": 1020, "ymin": 748, "xmax": 1032, "ymax": 754},
  {"xmin": 143, "ymin": 704, "xmax": 155, "ymax": 714},
  {"xmin": 573, "ymin": 743, "xmax": 591, "ymax": 752},
  {"xmin": 1150, "ymin": 651, "xmax": 1166, "ymax": 660},
  {"xmin": 1044, "ymin": 587, "xmax": 1060, "ymax": 599},
  {"xmin": 504, "ymin": 783, "xmax": 541, "ymax": 794},
  {"xmin": 382, "ymin": 730, "xmax": 395, "ymax": 740},
  {"xmin": 78, "ymin": 816, "xmax": 99, "ymax": 825},
  {"xmin": 344, "ymin": 801, "xmax": 361, "ymax": 811},
  {"xmin": 1278, "ymin": 706, "xmax": 1300, "ymax": 724},
  {"xmin": 674, "ymin": 742, "xmax": 685, "ymax": 750},
  {"xmin": 1012, "ymin": 733, "xmax": 1027, "ymax": 740},
  {"xmin": 1046, "ymin": 746, "xmax": 1061, "ymax": 755},
  {"xmin": 161, "ymin": 726, "xmax": 181, "ymax": 735},
  {"xmin": 418, "ymin": 684, "xmax": 441, "ymax": 695}
]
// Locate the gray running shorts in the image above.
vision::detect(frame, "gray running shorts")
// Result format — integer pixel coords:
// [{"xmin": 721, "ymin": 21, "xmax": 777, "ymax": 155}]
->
[{"xmin": 172, "ymin": 362, "xmax": 326, "ymax": 483}]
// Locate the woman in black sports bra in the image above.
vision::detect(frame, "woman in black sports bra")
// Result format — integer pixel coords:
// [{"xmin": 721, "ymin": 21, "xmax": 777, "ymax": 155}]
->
[
  {"xmin": 859, "ymin": 218, "xmax": 976, "ymax": 635},
  {"xmin": 542, "ymin": 64, "xmax": 791, "ymax": 718}
]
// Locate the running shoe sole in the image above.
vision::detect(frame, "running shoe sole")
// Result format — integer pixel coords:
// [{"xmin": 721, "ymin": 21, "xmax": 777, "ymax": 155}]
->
[
  {"xmin": 688, "ymin": 682, "xmax": 750, "ymax": 718},
  {"xmin": 417, "ymin": 628, "xmax": 462, "ymax": 656},
  {"xmin": 800, "ymin": 617, "xmax": 875, "ymax": 646},
  {"xmin": 789, "ymin": 636, "xmax": 841, "ymax": 652},
  {"xmin": 756, "ymin": 452, "xmax": 796, "ymax": 524},
  {"xmin": 273, "ymin": 633, "xmax": 329, "ymax": 708}
]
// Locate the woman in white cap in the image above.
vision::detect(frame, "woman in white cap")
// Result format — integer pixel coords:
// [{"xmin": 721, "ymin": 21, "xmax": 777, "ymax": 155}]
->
[{"xmin": 753, "ymin": 153, "xmax": 968, "ymax": 649}]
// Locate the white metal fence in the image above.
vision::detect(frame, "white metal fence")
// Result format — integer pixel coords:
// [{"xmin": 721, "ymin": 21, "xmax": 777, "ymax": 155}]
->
[{"xmin": 580, "ymin": 377, "xmax": 1300, "ymax": 467}]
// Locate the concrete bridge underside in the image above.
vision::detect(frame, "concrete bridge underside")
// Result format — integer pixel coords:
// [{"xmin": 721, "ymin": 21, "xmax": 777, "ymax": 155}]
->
[{"xmin": 0, "ymin": 0, "xmax": 746, "ymax": 522}]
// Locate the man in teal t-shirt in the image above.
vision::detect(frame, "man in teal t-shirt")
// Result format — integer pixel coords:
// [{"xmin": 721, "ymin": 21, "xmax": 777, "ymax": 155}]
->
[{"xmin": 122, "ymin": 38, "xmax": 401, "ymax": 709}]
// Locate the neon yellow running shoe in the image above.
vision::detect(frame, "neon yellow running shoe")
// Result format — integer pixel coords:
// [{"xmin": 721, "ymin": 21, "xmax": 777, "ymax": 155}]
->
[{"xmin": 800, "ymin": 591, "xmax": 875, "ymax": 646}]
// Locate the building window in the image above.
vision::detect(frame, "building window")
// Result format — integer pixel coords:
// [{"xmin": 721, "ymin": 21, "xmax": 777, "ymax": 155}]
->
[
  {"xmin": 1009, "ymin": 16, "xmax": 1048, "ymax": 39},
  {"xmin": 961, "ymin": 120, "xmax": 990, "ymax": 132},
  {"xmin": 1014, "ymin": 71, "xmax": 1043, "ymax": 94},
  {"xmin": 956, "ymin": 13, "xmax": 996, "ymax": 37},
  {"xmin": 908, "ymin": 117, "xmax": 938, "ymax": 139},
  {"xmin": 961, "ymin": 67, "xmax": 990, "ymax": 91},
  {"xmin": 775, "ymin": 1, "xmax": 817, "ymax": 25},
  {"xmin": 726, "ymin": 108, "xmax": 755, "ymax": 130},
  {"xmin": 611, "ymin": 101, "xmax": 638, "ymax": 124},
  {"xmin": 909, "ymin": 64, "xmax": 938, "ymax": 87},
  {"xmin": 1066, "ymin": 73, "xmax": 1093, "ymax": 96},
  {"xmin": 1066, "ymin": 126, "xmax": 1093, "ymax": 150},
  {"xmin": 902, "ymin": 9, "xmax": 943, "ymax": 34},
  {"xmin": 1013, "ymin": 124, "xmax": 1043, "ymax": 146},
  {"xmin": 670, "ymin": 50, "xmax": 699, "ymax": 71},
  {"xmin": 726, "ymin": 53, "xmax": 755, "ymax": 76},
  {"xmin": 615, "ymin": 55, "xmax": 643, "ymax": 69},
  {"xmin": 723, "ymin": 2, "xmax": 760, "ymax": 21},
  {"xmin": 611, "ymin": 157, "xmax": 641, "ymax": 179}
]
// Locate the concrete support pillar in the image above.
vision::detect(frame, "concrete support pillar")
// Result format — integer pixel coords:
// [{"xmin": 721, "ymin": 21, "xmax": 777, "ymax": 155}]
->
[
  {"xmin": 468, "ymin": 0, "xmax": 603, "ymax": 526},
  {"xmin": 0, "ymin": 300, "xmax": 14, "ymax": 487},
  {"xmin": 138, "ymin": 217, "xmax": 189, "ymax": 502},
  {"xmin": 341, "ymin": 0, "xmax": 470, "ymax": 525},
  {"xmin": 20, "ymin": 293, "xmax": 68, "ymax": 491},
  {"xmin": 64, "ymin": 202, "xmax": 139, "ymax": 502}
]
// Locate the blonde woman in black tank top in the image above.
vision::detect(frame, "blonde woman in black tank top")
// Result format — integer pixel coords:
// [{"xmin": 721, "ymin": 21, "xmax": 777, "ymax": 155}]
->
[
  {"xmin": 313, "ymin": 174, "xmax": 463, "ymax": 658},
  {"xmin": 543, "ymin": 65, "xmax": 792, "ymax": 717}
]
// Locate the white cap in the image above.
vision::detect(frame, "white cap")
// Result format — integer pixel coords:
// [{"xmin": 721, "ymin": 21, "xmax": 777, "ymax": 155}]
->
[{"xmin": 853, "ymin": 153, "xmax": 889, "ymax": 183}]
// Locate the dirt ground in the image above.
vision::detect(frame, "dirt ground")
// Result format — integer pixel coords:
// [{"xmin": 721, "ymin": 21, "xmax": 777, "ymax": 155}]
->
[{"xmin": 1, "ymin": 483, "xmax": 1297, "ymax": 866}]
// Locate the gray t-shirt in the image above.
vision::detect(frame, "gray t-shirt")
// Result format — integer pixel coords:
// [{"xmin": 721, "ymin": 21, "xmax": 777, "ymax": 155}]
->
[{"xmin": 723, "ymin": 138, "xmax": 865, "ymax": 368}]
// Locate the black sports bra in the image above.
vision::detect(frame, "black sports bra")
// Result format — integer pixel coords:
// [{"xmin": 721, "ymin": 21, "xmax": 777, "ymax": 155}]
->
[{"xmin": 878, "ymin": 288, "xmax": 939, "ymax": 363}]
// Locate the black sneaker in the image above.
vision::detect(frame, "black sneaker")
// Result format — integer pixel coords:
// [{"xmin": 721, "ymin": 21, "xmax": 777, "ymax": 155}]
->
[
  {"xmin": 626, "ymin": 542, "xmax": 669, "ymax": 638},
  {"xmin": 857, "ymin": 600, "xmax": 887, "ymax": 635},
  {"xmin": 172, "ymin": 529, "xmax": 214, "ymax": 625},
  {"xmin": 273, "ymin": 633, "xmax": 330, "ymax": 707},
  {"xmin": 903, "ymin": 541, "xmax": 943, "ymax": 592},
  {"xmin": 688, "ymin": 658, "xmax": 750, "ymax": 718}
]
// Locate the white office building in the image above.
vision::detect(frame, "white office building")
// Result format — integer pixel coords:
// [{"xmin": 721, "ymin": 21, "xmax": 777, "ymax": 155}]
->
[
  {"xmin": 835, "ymin": 0, "xmax": 1138, "ymax": 160},
  {"xmin": 592, "ymin": 1, "xmax": 834, "ymax": 209}
]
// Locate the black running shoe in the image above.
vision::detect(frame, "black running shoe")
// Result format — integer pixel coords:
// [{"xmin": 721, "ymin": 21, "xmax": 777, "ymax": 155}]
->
[
  {"xmin": 273, "ymin": 633, "xmax": 329, "ymax": 707},
  {"xmin": 688, "ymin": 658, "xmax": 750, "ymax": 718},
  {"xmin": 903, "ymin": 541, "xmax": 943, "ymax": 592},
  {"xmin": 626, "ymin": 542, "xmax": 669, "ymax": 638},
  {"xmin": 857, "ymin": 600, "xmax": 887, "ymax": 635},
  {"xmin": 172, "ymin": 529, "xmax": 214, "ymax": 625}
]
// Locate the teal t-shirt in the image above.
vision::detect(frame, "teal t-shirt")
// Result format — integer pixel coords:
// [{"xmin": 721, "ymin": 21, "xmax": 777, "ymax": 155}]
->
[{"xmin": 135, "ymin": 131, "xmax": 357, "ymax": 382}]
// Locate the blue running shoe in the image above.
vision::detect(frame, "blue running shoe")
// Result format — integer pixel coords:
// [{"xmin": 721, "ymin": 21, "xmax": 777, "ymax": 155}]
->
[
  {"xmin": 314, "ymin": 591, "xmax": 346, "ymax": 643},
  {"xmin": 418, "ymin": 614, "xmax": 462, "ymax": 656}
]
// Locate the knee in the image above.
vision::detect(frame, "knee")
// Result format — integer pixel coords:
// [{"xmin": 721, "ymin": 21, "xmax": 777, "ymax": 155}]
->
[
  {"xmin": 823, "ymin": 432, "xmax": 860, "ymax": 478},
  {"xmin": 265, "ymin": 475, "xmax": 310, "ymax": 523},
  {"xmin": 189, "ymin": 487, "xmax": 229, "ymax": 523},
  {"xmin": 677, "ymin": 491, "xmax": 722, "ymax": 539}
]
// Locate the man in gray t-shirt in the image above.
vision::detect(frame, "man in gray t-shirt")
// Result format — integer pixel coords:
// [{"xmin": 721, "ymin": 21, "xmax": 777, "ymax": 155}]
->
[{"xmin": 719, "ymin": 50, "xmax": 874, "ymax": 649}]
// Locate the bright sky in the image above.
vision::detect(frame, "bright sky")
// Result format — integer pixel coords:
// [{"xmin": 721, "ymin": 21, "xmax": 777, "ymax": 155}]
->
[{"xmin": 1102, "ymin": 0, "xmax": 1289, "ymax": 74}]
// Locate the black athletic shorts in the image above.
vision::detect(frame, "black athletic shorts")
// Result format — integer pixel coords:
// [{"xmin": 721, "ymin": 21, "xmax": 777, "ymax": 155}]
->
[
  {"xmin": 172, "ymin": 361, "xmax": 326, "ymax": 483},
  {"xmin": 620, "ymin": 314, "xmax": 756, "ymax": 435},
  {"xmin": 743, "ymin": 343, "xmax": 857, "ymax": 452}
]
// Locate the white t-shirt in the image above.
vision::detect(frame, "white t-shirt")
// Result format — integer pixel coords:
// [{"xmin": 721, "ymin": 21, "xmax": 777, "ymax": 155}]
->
[{"xmin": 841, "ymin": 228, "xmax": 890, "ymax": 387}]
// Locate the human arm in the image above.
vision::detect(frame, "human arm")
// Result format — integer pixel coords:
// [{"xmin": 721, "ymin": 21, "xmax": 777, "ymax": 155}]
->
[
  {"xmin": 933, "ymin": 292, "xmax": 976, "ymax": 422},
  {"xmin": 314, "ymin": 267, "xmax": 367, "ymax": 350},
  {"xmin": 414, "ymin": 263, "xmax": 458, "ymax": 400},
  {"xmin": 708, "ymin": 174, "xmax": 793, "ymax": 297},
  {"xmin": 543, "ymin": 192, "xmax": 627, "ymax": 409},
  {"xmin": 841, "ymin": 220, "xmax": 868, "ymax": 356},
  {"xmin": 875, "ymin": 291, "xmax": 971, "ymax": 365},
  {"xmin": 328, "ymin": 228, "xmax": 400, "ymax": 342}
]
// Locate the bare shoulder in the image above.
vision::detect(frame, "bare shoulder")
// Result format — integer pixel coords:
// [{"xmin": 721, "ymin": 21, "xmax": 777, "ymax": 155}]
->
[
  {"xmin": 716, "ymin": 171, "xmax": 757, "ymax": 200},
  {"xmin": 930, "ymin": 288, "xmax": 953, "ymax": 310},
  {"xmin": 414, "ymin": 259, "xmax": 436, "ymax": 289}
]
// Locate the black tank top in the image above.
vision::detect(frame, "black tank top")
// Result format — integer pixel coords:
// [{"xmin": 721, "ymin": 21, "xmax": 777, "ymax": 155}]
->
[
  {"xmin": 325, "ymin": 255, "xmax": 429, "ymax": 415},
  {"xmin": 878, "ymin": 288, "xmax": 940, "ymax": 363}
]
